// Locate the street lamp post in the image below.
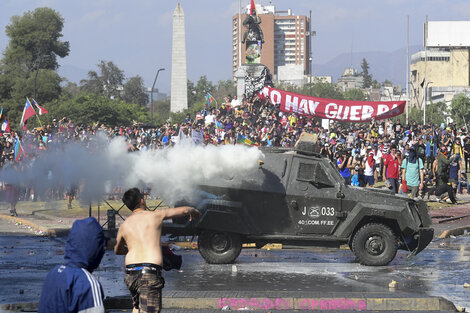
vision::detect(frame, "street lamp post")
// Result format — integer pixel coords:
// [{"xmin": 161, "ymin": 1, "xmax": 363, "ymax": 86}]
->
[
  {"xmin": 307, "ymin": 10, "xmax": 316, "ymax": 95},
  {"xmin": 33, "ymin": 54, "xmax": 50, "ymax": 99},
  {"xmin": 423, "ymin": 81, "xmax": 433, "ymax": 125},
  {"xmin": 150, "ymin": 68, "xmax": 165, "ymax": 119}
]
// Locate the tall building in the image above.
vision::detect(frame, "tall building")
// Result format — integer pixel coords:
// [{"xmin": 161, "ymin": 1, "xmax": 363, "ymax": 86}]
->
[
  {"xmin": 232, "ymin": 4, "xmax": 311, "ymax": 86},
  {"xmin": 171, "ymin": 3, "xmax": 188, "ymax": 113},
  {"xmin": 409, "ymin": 21, "xmax": 470, "ymax": 108}
]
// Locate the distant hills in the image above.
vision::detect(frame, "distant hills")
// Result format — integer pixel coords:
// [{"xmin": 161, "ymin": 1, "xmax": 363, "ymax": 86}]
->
[
  {"xmin": 58, "ymin": 64, "xmax": 88, "ymax": 85},
  {"xmin": 58, "ymin": 45, "xmax": 423, "ymax": 89},
  {"xmin": 313, "ymin": 45, "xmax": 422, "ymax": 88}
]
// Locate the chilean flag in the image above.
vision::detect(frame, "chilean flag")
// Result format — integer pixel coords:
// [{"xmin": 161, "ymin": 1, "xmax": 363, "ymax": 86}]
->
[
  {"xmin": 1, "ymin": 119, "xmax": 10, "ymax": 133},
  {"xmin": 20, "ymin": 98, "xmax": 36, "ymax": 127},
  {"xmin": 32, "ymin": 98, "xmax": 48, "ymax": 115}
]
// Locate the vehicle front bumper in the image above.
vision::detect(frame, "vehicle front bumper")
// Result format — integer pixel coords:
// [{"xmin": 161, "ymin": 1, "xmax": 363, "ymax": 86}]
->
[{"xmin": 407, "ymin": 227, "xmax": 434, "ymax": 258}]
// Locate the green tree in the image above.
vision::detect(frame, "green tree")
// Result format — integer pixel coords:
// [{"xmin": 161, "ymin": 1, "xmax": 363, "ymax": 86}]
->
[
  {"xmin": 3, "ymin": 7, "xmax": 69, "ymax": 73},
  {"xmin": 0, "ymin": 7, "xmax": 68, "ymax": 126},
  {"xmin": 361, "ymin": 58, "xmax": 372, "ymax": 88},
  {"xmin": 123, "ymin": 75, "xmax": 148, "ymax": 106},
  {"xmin": 451, "ymin": 94, "xmax": 470, "ymax": 128},
  {"xmin": 382, "ymin": 79, "xmax": 393, "ymax": 87},
  {"xmin": 61, "ymin": 81, "xmax": 81, "ymax": 100},
  {"xmin": 214, "ymin": 79, "xmax": 236, "ymax": 102},
  {"xmin": 80, "ymin": 60, "xmax": 125, "ymax": 99},
  {"xmin": 187, "ymin": 80, "xmax": 197, "ymax": 108},
  {"xmin": 309, "ymin": 82, "xmax": 344, "ymax": 99},
  {"xmin": 47, "ymin": 93, "xmax": 149, "ymax": 127},
  {"xmin": 195, "ymin": 75, "xmax": 215, "ymax": 100},
  {"xmin": 343, "ymin": 89, "xmax": 366, "ymax": 101}
]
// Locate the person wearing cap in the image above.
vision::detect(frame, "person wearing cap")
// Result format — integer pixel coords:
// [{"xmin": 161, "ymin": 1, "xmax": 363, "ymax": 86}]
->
[
  {"xmin": 51, "ymin": 119, "xmax": 59, "ymax": 136},
  {"xmin": 320, "ymin": 142, "xmax": 333, "ymax": 160},
  {"xmin": 337, "ymin": 150, "xmax": 353, "ymax": 185}
]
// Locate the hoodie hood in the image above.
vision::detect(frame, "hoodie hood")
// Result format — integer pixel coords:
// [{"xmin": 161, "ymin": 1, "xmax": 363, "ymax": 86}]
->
[{"xmin": 64, "ymin": 217, "xmax": 105, "ymax": 272}]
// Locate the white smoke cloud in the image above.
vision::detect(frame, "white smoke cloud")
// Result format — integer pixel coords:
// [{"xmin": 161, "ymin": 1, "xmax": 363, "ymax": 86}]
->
[{"xmin": 1, "ymin": 135, "xmax": 264, "ymax": 205}]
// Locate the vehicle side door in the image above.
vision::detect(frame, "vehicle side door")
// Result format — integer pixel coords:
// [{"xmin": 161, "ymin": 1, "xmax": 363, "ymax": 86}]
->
[{"xmin": 286, "ymin": 155, "xmax": 342, "ymax": 235}]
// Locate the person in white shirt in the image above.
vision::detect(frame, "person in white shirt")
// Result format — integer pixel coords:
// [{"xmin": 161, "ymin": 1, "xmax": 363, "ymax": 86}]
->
[
  {"xmin": 363, "ymin": 149, "xmax": 376, "ymax": 187},
  {"xmin": 231, "ymin": 95, "xmax": 240, "ymax": 108}
]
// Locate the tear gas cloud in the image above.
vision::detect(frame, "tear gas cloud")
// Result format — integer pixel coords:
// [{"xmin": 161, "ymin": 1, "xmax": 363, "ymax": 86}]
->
[{"xmin": 0, "ymin": 135, "xmax": 264, "ymax": 205}]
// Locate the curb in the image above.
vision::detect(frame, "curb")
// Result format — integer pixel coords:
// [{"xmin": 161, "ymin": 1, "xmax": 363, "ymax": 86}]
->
[
  {"xmin": 167, "ymin": 242, "xmax": 283, "ymax": 250},
  {"xmin": 2, "ymin": 296, "xmax": 457, "ymax": 312},
  {"xmin": 439, "ymin": 225, "xmax": 470, "ymax": 238},
  {"xmin": 0, "ymin": 214, "xmax": 56, "ymax": 236}
]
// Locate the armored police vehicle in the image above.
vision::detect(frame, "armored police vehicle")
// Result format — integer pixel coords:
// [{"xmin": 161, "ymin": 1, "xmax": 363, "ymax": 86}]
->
[{"xmin": 162, "ymin": 136, "xmax": 434, "ymax": 266}]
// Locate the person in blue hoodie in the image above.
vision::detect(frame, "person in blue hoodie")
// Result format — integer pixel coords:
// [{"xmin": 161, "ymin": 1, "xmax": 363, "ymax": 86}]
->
[{"xmin": 38, "ymin": 217, "xmax": 106, "ymax": 313}]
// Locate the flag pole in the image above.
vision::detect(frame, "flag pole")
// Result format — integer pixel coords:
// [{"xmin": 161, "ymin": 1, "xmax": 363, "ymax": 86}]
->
[
  {"xmin": 28, "ymin": 97, "xmax": 42, "ymax": 127},
  {"xmin": 35, "ymin": 113, "xmax": 43, "ymax": 128}
]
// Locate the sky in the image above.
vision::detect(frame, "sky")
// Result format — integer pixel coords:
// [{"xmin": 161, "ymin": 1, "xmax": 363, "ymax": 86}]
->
[{"xmin": 1, "ymin": 0, "xmax": 470, "ymax": 94}]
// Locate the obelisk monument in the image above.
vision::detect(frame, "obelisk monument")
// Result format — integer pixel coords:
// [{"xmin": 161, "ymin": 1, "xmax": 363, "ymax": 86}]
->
[{"xmin": 170, "ymin": 3, "xmax": 188, "ymax": 113}]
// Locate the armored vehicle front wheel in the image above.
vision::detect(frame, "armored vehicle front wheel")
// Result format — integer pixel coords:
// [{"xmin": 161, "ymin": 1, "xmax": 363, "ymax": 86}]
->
[
  {"xmin": 198, "ymin": 231, "xmax": 242, "ymax": 264},
  {"xmin": 352, "ymin": 223, "xmax": 398, "ymax": 266}
]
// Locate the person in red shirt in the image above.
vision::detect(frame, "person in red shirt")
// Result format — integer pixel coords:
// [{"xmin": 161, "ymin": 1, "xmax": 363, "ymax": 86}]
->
[{"xmin": 383, "ymin": 145, "xmax": 400, "ymax": 193}]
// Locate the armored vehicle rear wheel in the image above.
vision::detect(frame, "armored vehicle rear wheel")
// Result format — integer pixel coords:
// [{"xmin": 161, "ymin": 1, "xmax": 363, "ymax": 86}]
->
[
  {"xmin": 352, "ymin": 223, "xmax": 397, "ymax": 266},
  {"xmin": 198, "ymin": 231, "xmax": 242, "ymax": 264}
]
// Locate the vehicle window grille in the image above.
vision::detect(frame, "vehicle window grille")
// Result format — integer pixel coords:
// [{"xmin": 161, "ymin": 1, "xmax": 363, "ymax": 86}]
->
[{"xmin": 298, "ymin": 163, "xmax": 314, "ymax": 181}]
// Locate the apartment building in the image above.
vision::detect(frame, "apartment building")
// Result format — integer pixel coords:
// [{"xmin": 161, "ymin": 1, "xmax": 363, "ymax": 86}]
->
[{"xmin": 232, "ymin": 4, "xmax": 311, "ymax": 85}]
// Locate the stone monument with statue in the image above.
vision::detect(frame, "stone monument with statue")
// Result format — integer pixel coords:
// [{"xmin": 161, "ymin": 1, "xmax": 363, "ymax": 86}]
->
[{"xmin": 235, "ymin": 5, "xmax": 272, "ymax": 100}]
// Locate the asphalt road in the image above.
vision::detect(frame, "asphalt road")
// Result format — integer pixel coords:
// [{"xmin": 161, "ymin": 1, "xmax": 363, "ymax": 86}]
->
[{"xmin": 0, "ymin": 220, "xmax": 469, "ymax": 311}]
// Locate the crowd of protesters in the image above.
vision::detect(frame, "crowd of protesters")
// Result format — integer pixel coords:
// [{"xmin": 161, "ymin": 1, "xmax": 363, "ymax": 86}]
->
[{"xmin": 1, "ymin": 93, "xmax": 470, "ymax": 215}]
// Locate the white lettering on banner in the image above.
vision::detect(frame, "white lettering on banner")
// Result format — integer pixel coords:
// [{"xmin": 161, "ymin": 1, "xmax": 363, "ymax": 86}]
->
[
  {"xmin": 335, "ymin": 105, "xmax": 343, "ymax": 119},
  {"xmin": 325, "ymin": 103, "xmax": 337, "ymax": 119},
  {"xmin": 285, "ymin": 95, "xmax": 299, "ymax": 112},
  {"xmin": 265, "ymin": 87, "xmax": 406, "ymax": 122},
  {"xmin": 299, "ymin": 99, "xmax": 309, "ymax": 114},
  {"xmin": 309, "ymin": 100, "xmax": 320, "ymax": 115},
  {"xmin": 362, "ymin": 105, "xmax": 374, "ymax": 121},
  {"xmin": 270, "ymin": 90, "xmax": 281, "ymax": 104},
  {"xmin": 377, "ymin": 104, "xmax": 389, "ymax": 116},
  {"xmin": 261, "ymin": 87, "xmax": 269, "ymax": 98},
  {"xmin": 342, "ymin": 106, "xmax": 350, "ymax": 120},
  {"xmin": 349, "ymin": 106, "xmax": 361, "ymax": 121}
]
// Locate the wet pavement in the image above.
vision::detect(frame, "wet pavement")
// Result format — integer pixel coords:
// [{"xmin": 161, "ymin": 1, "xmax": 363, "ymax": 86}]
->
[
  {"xmin": 1, "ymin": 196, "xmax": 470, "ymax": 311},
  {"xmin": 1, "ymin": 229, "xmax": 469, "ymax": 311}
]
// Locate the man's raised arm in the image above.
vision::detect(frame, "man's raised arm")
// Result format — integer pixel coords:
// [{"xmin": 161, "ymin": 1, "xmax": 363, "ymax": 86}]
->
[{"xmin": 161, "ymin": 206, "xmax": 200, "ymax": 222}]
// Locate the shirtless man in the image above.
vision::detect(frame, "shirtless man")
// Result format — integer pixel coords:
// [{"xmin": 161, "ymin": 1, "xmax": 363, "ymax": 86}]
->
[{"xmin": 114, "ymin": 188, "xmax": 200, "ymax": 313}]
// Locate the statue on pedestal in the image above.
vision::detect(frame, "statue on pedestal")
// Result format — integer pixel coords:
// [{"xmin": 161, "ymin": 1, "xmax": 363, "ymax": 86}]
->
[{"xmin": 242, "ymin": 15, "xmax": 264, "ymax": 64}]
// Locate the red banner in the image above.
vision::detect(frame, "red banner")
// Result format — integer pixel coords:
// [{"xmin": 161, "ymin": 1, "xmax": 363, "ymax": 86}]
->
[{"xmin": 258, "ymin": 87, "xmax": 406, "ymax": 122}]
